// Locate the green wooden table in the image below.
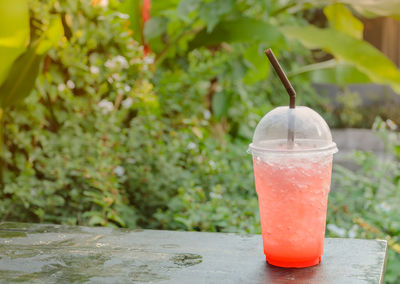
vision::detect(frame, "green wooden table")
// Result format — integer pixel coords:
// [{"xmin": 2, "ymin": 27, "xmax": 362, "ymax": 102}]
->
[{"xmin": 0, "ymin": 222, "xmax": 388, "ymax": 283}]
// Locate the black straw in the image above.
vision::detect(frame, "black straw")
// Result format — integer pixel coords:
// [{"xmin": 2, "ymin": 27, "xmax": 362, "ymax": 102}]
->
[
  {"xmin": 264, "ymin": 48, "xmax": 296, "ymax": 147},
  {"xmin": 264, "ymin": 48, "xmax": 296, "ymax": 109}
]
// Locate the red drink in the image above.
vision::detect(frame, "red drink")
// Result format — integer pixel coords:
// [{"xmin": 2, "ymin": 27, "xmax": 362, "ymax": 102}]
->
[
  {"xmin": 249, "ymin": 106, "xmax": 337, "ymax": 267},
  {"xmin": 253, "ymin": 154, "xmax": 333, "ymax": 267}
]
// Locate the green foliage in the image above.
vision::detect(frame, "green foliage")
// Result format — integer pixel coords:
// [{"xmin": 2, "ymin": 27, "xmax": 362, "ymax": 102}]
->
[
  {"xmin": 340, "ymin": 0, "xmax": 400, "ymax": 20},
  {"xmin": 119, "ymin": 0, "xmax": 143, "ymax": 44},
  {"xmin": 0, "ymin": 3, "xmax": 64, "ymax": 109},
  {"xmin": 324, "ymin": 3, "xmax": 363, "ymax": 39},
  {"xmin": 0, "ymin": 0, "xmax": 29, "ymax": 86},
  {"xmin": 303, "ymin": 60, "xmax": 371, "ymax": 86},
  {"xmin": 0, "ymin": 48, "xmax": 43, "ymax": 108},
  {"xmin": 142, "ymin": 0, "xmax": 400, "ymax": 93},
  {"xmin": 2, "ymin": 0, "xmax": 149, "ymax": 227},
  {"xmin": 188, "ymin": 18, "xmax": 283, "ymax": 50},
  {"xmin": 327, "ymin": 121, "xmax": 400, "ymax": 283},
  {"xmin": 281, "ymin": 25, "xmax": 400, "ymax": 92},
  {"xmin": 2, "ymin": 1, "xmax": 400, "ymax": 282},
  {"xmin": 334, "ymin": 89, "xmax": 363, "ymax": 127}
]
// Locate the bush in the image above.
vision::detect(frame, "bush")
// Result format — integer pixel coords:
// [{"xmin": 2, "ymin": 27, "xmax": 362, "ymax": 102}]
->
[
  {"xmin": 2, "ymin": 1, "xmax": 264, "ymax": 231},
  {"xmin": 2, "ymin": 0, "xmax": 151, "ymax": 227},
  {"xmin": 327, "ymin": 119, "xmax": 400, "ymax": 283}
]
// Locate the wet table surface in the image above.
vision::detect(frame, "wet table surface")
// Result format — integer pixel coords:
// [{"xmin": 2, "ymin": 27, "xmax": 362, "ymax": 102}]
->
[{"xmin": 0, "ymin": 222, "xmax": 387, "ymax": 284}]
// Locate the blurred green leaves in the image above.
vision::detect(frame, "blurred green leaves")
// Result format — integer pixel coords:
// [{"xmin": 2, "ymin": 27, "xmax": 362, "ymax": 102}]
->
[
  {"xmin": 35, "ymin": 17, "xmax": 64, "ymax": 55},
  {"xmin": 243, "ymin": 43, "xmax": 270, "ymax": 84},
  {"xmin": 2, "ymin": 3, "xmax": 400, "ymax": 280},
  {"xmin": 212, "ymin": 91, "xmax": 228, "ymax": 120},
  {"xmin": 0, "ymin": 16, "xmax": 63, "ymax": 108},
  {"xmin": 281, "ymin": 25, "xmax": 400, "ymax": 92},
  {"xmin": 144, "ymin": 17, "xmax": 168, "ymax": 40},
  {"xmin": 198, "ymin": 0, "xmax": 234, "ymax": 33},
  {"xmin": 0, "ymin": 0, "xmax": 29, "ymax": 86},
  {"xmin": 310, "ymin": 62, "xmax": 371, "ymax": 85},
  {"xmin": 0, "ymin": 47, "xmax": 42, "ymax": 108},
  {"xmin": 324, "ymin": 3, "xmax": 363, "ymax": 39},
  {"xmin": 119, "ymin": 0, "xmax": 143, "ymax": 44},
  {"xmin": 189, "ymin": 18, "xmax": 282, "ymax": 50},
  {"xmin": 341, "ymin": 0, "xmax": 400, "ymax": 20},
  {"xmin": 1, "ymin": 0, "xmax": 155, "ymax": 229},
  {"xmin": 177, "ymin": 0, "xmax": 201, "ymax": 22},
  {"xmin": 136, "ymin": 0, "xmax": 400, "ymax": 96}
]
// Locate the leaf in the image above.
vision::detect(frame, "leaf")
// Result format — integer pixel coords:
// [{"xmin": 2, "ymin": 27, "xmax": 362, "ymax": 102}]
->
[
  {"xmin": 341, "ymin": 0, "xmax": 400, "ymax": 20},
  {"xmin": 243, "ymin": 43, "xmax": 270, "ymax": 84},
  {"xmin": 189, "ymin": 17, "xmax": 283, "ymax": 50},
  {"xmin": 198, "ymin": 0, "xmax": 234, "ymax": 33},
  {"xmin": 0, "ymin": 47, "xmax": 43, "ymax": 108},
  {"xmin": 35, "ymin": 16, "xmax": 64, "ymax": 55},
  {"xmin": 280, "ymin": 25, "xmax": 400, "ymax": 92},
  {"xmin": 289, "ymin": 59, "xmax": 371, "ymax": 85},
  {"xmin": 0, "ymin": 16, "xmax": 64, "ymax": 108},
  {"xmin": 324, "ymin": 3, "xmax": 363, "ymax": 39},
  {"xmin": 394, "ymin": 145, "xmax": 400, "ymax": 159},
  {"xmin": 143, "ymin": 17, "xmax": 168, "ymax": 40},
  {"xmin": 151, "ymin": 0, "xmax": 180, "ymax": 16},
  {"xmin": 311, "ymin": 64, "xmax": 371, "ymax": 85},
  {"xmin": 212, "ymin": 91, "xmax": 228, "ymax": 120},
  {"xmin": 0, "ymin": 0, "xmax": 29, "ymax": 86},
  {"xmin": 177, "ymin": 0, "xmax": 201, "ymax": 22},
  {"xmin": 119, "ymin": 0, "xmax": 143, "ymax": 44},
  {"xmin": 107, "ymin": 211, "xmax": 126, "ymax": 227},
  {"xmin": 88, "ymin": 215, "xmax": 105, "ymax": 226},
  {"xmin": 192, "ymin": 126, "xmax": 203, "ymax": 139},
  {"xmin": 289, "ymin": 59, "xmax": 338, "ymax": 75}
]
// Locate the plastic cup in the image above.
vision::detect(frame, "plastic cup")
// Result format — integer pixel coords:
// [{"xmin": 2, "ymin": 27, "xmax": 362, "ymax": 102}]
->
[{"xmin": 248, "ymin": 106, "xmax": 338, "ymax": 268}]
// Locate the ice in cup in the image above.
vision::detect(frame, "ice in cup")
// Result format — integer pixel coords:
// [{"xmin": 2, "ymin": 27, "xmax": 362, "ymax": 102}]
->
[{"xmin": 248, "ymin": 106, "xmax": 338, "ymax": 268}]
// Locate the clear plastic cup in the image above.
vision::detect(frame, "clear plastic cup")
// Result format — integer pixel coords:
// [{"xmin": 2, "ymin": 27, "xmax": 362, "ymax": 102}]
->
[{"xmin": 248, "ymin": 106, "xmax": 338, "ymax": 268}]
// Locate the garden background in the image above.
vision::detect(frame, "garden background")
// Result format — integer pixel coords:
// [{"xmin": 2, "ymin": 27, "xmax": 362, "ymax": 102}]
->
[{"xmin": 1, "ymin": 0, "xmax": 400, "ymax": 282}]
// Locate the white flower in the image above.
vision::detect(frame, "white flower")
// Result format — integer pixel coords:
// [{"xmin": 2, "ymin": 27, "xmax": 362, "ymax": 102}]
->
[
  {"xmin": 98, "ymin": 0, "xmax": 108, "ymax": 7},
  {"xmin": 130, "ymin": 58, "xmax": 141, "ymax": 64},
  {"xmin": 209, "ymin": 160, "xmax": 216, "ymax": 170},
  {"xmin": 386, "ymin": 119, "xmax": 397, "ymax": 130},
  {"xmin": 124, "ymin": 85, "xmax": 131, "ymax": 92},
  {"xmin": 115, "ymin": 12, "xmax": 129, "ymax": 19},
  {"xmin": 105, "ymin": 59, "xmax": 115, "ymax": 69},
  {"xmin": 66, "ymin": 80, "xmax": 75, "ymax": 89},
  {"xmin": 203, "ymin": 109, "xmax": 211, "ymax": 120},
  {"xmin": 98, "ymin": 99, "xmax": 114, "ymax": 114},
  {"xmin": 107, "ymin": 77, "xmax": 114, "ymax": 83},
  {"xmin": 378, "ymin": 201, "xmax": 391, "ymax": 213},
  {"xmin": 57, "ymin": 83, "xmax": 66, "ymax": 92},
  {"xmin": 187, "ymin": 142, "xmax": 197, "ymax": 150},
  {"xmin": 112, "ymin": 73, "xmax": 122, "ymax": 81},
  {"xmin": 348, "ymin": 225, "xmax": 358, "ymax": 238},
  {"xmin": 121, "ymin": 97, "xmax": 133, "ymax": 108},
  {"xmin": 113, "ymin": 166, "xmax": 125, "ymax": 177},
  {"xmin": 105, "ymin": 56, "xmax": 128, "ymax": 70},
  {"xmin": 127, "ymin": 158, "xmax": 136, "ymax": 164},
  {"xmin": 143, "ymin": 56, "xmax": 154, "ymax": 65},
  {"xmin": 215, "ymin": 85, "xmax": 222, "ymax": 92},
  {"xmin": 210, "ymin": 192, "xmax": 222, "ymax": 199},
  {"xmin": 115, "ymin": 55, "xmax": 129, "ymax": 69},
  {"xmin": 327, "ymin": 224, "xmax": 346, "ymax": 237},
  {"xmin": 90, "ymin": 66, "xmax": 100, "ymax": 74}
]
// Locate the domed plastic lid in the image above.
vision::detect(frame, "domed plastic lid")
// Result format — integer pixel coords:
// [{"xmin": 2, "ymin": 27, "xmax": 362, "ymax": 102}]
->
[{"xmin": 248, "ymin": 106, "xmax": 338, "ymax": 156}]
